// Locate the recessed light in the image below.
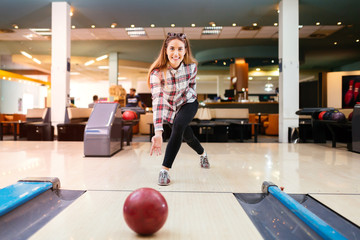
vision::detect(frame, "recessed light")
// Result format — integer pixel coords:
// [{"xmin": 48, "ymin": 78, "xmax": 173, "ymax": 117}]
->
[
  {"xmin": 267, "ymin": 77, "xmax": 272, "ymax": 80},
  {"xmin": 223, "ymin": 62, "xmax": 226, "ymax": 65},
  {"xmin": 232, "ymin": 23, "xmax": 236, "ymax": 27},
  {"xmin": 334, "ymin": 41, "xmax": 338, "ymax": 45},
  {"xmin": 12, "ymin": 24, "xmax": 19, "ymax": 29},
  {"xmin": 274, "ymin": 23, "xmax": 278, "ymax": 26},
  {"xmin": 298, "ymin": 25, "xmax": 303, "ymax": 29},
  {"xmin": 91, "ymin": 25, "xmax": 95, "ymax": 28},
  {"xmin": 211, "ymin": 23, "xmax": 216, "ymax": 27},
  {"xmin": 111, "ymin": 23, "xmax": 117, "ymax": 28},
  {"xmin": 71, "ymin": 25, "xmax": 76, "ymax": 29},
  {"xmin": 253, "ymin": 23, "xmax": 258, "ymax": 27},
  {"xmin": 249, "ymin": 77, "xmax": 253, "ymax": 80},
  {"xmin": 98, "ymin": 66, "xmax": 109, "ymax": 69},
  {"xmin": 316, "ymin": 22, "xmax": 320, "ymax": 26},
  {"xmin": 150, "ymin": 24, "xmax": 155, "ymax": 28},
  {"xmin": 171, "ymin": 24, "xmax": 175, "ymax": 27},
  {"xmin": 96, "ymin": 55, "xmax": 108, "ymax": 61},
  {"xmin": 337, "ymin": 22, "xmax": 342, "ymax": 25},
  {"xmin": 131, "ymin": 25, "xmax": 135, "ymax": 28},
  {"xmin": 256, "ymin": 68, "xmax": 261, "ymax": 71},
  {"xmin": 84, "ymin": 60, "xmax": 95, "ymax": 66},
  {"xmin": 271, "ymin": 60, "xmax": 275, "ymax": 63},
  {"xmin": 70, "ymin": 12, "xmax": 73, "ymax": 17},
  {"xmin": 356, "ymin": 39, "xmax": 359, "ymax": 43},
  {"xmin": 191, "ymin": 23, "xmax": 196, "ymax": 27}
]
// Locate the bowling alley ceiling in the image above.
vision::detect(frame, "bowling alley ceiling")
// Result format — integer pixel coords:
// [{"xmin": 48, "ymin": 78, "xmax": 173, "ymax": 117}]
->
[{"xmin": 0, "ymin": 0, "xmax": 359, "ymax": 81}]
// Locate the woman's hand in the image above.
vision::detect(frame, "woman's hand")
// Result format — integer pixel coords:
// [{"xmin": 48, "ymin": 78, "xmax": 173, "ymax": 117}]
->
[{"xmin": 150, "ymin": 131, "xmax": 163, "ymax": 156}]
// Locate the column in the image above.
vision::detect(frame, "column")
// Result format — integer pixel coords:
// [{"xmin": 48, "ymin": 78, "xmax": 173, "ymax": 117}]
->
[
  {"xmin": 278, "ymin": 0, "xmax": 299, "ymax": 142},
  {"xmin": 109, "ymin": 52, "xmax": 119, "ymax": 101},
  {"xmin": 51, "ymin": 2, "xmax": 71, "ymax": 130}
]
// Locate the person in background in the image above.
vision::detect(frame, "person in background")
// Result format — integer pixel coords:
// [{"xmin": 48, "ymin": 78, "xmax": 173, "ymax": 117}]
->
[
  {"xmin": 126, "ymin": 88, "xmax": 142, "ymax": 108},
  {"xmin": 88, "ymin": 95, "xmax": 98, "ymax": 108},
  {"xmin": 147, "ymin": 32, "xmax": 210, "ymax": 186}
]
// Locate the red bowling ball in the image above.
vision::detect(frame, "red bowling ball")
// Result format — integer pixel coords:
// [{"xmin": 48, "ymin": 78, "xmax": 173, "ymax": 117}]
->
[
  {"xmin": 122, "ymin": 110, "xmax": 137, "ymax": 120},
  {"xmin": 123, "ymin": 188, "xmax": 168, "ymax": 235}
]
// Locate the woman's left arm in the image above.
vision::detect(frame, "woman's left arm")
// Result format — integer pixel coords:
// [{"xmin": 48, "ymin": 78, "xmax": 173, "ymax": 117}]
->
[{"xmin": 188, "ymin": 64, "xmax": 198, "ymax": 91}]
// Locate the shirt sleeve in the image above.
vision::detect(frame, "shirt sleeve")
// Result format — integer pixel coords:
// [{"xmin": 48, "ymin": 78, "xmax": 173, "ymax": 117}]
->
[
  {"xmin": 150, "ymin": 71, "xmax": 164, "ymax": 132},
  {"xmin": 189, "ymin": 64, "xmax": 197, "ymax": 92}
]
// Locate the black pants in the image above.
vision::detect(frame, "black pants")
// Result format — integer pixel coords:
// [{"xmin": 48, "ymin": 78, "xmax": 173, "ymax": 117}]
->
[{"xmin": 162, "ymin": 101, "xmax": 204, "ymax": 168}]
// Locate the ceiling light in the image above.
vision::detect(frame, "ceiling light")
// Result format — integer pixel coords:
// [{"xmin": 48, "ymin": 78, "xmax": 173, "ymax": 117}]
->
[
  {"xmin": 191, "ymin": 24, "xmax": 196, "ymax": 27},
  {"xmin": 249, "ymin": 77, "xmax": 253, "ymax": 80},
  {"xmin": 125, "ymin": 27, "xmax": 146, "ymax": 37},
  {"xmin": 20, "ymin": 51, "xmax": 32, "ymax": 59},
  {"xmin": 130, "ymin": 25, "xmax": 135, "ymax": 28},
  {"xmin": 337, "ymin": 21, "xmax": 342, "ymax": 25},
  {"xmin": 232, "ymin": 23, "xmax": 237, "ymax": 27},
  {"xmin": 150, "ymin": 24, "xmax": 155, "ymax": 28},
  {"xmin": 12, "ymin": 24, "xmax": 19, "ymax": 29},
  {"xmin": 202, "ymin": 26, "xmax": 222, "ymax": 35},
  {"xmin": 223, "ymin": 62, "xmax": 226, "ymax": 65},
  {"xmin": 253, "ymin": 23, "xmax": 258, "ymax": 27},
  {"xmin": 84, "ymin": 60, "xmax": 95, "ymax": 66},
  {"xmin": 30, "ymin": 28, "xmax": 52, "ymax": 36},
  {"xmin": 71, "ymin": 25, "xmax": 76, "ymax": 29},
  {"xmin": 118, "ymin": 77, "xmax": 127, "ymax": 80},
  {"xmin": 111, "ymin": 23, "xmax": 117, "ymax": 28},
  {"xmin": 271, "ymin": 60, "xmax": 275, "ymax": 63},
  {"xmin": 32, "ymin": 58, "xmax": 41, "ymax": 64},
  {"xmin": 267, "ymin": 77, "xmax": 272, "ymax": 80},
  {"xmin": 70, "ymin": 11, "xmax": 73, "ymax": 17},
  {"xmin": 91, "ymin": 25, "xmax": 95, "ymax": 28},
  {"xmin": 265, "ymin": 83, "xmax": 274, "ymax": 92},
  {"xmin": 334, "ymin": 42, "xmax": 338, "ymax": 45},
  {"xmin": 70, "ymin": 72, "xmax": 80, "ymax": 75},
  {"xmin": 96, "ymin": 55, "xmax": 108, "ymax": 61},
  {"xmin": 274, "ymin": 23, "xmax": 278, "ymax": 26},
  {"xmin": 356, "ymin": 39, "xmax": 359, "ymax": 43},
  {"xmin": 171, "ymin": 24, "xmax": 175, "ymax": 27},
  {"xmin": 98, "ymin": 66, "xmax": 109, "ymax": 69},
  {"xmin": 277, "ymin": 10, "xmax": 280, "ymax": 13},
  {"xmin": 298, "ymin": 25, "xmax": 303, "ymax": 29},
  {"xmin": 212, "ymin": 23, "xmax": 216, "ymax": 27},
  {"xmin": 256, "ymin": 68, "xmax": 261, "ymax": 71},
  {"xmin": 316, "ymin": 22, "xmax": 320, "ymax": 26}
]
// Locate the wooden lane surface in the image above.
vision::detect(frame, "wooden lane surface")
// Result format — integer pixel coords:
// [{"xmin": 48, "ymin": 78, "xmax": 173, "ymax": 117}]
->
[
  {"xmin": 30, "ymin": 191, "xmax": 262, "ymax": 239},
  {"xmin": 310, "ymin": 194, "xmax": 360, "ymax": 226}
]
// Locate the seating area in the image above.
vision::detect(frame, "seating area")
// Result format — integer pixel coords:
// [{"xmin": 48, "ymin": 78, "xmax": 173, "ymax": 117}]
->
[{"xmin": 57, "ymin": 108, "xmax": 93, "ymax": 141}]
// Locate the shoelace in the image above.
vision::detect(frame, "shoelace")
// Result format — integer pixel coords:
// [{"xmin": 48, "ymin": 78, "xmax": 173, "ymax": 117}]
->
[
  {"xmin": 160, "ymin": 171, "xmax": 168, "ymax": 181},
  {"xmin": 201, "ymin": 156, "xmax": 209, "ymax": 164}
]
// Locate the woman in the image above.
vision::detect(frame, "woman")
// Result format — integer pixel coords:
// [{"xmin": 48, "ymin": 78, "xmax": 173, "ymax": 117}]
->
[{"xmin": 147, "ymin": 32, "xmax": 210, "ymax": 186}]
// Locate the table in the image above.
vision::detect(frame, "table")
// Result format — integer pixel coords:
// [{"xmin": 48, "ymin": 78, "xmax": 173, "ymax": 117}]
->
[
  {"xmin": 228, "ymin": 121, "xmax": 260, "ymax": 143},
  {"xmin": 0, "ymin": 121, "xmax": 25, "ymax": 141}
]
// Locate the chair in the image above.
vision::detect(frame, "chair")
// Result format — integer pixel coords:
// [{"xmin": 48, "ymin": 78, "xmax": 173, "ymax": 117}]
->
[{"xmin": 263, "ymin": 114, "xmax": 279, "ymax": 135}]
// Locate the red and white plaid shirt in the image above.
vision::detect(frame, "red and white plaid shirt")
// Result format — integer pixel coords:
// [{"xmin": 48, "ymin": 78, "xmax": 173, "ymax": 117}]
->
[{"xmin": 150, "ymin": 63, "xmax": 197, "ymax": 132}]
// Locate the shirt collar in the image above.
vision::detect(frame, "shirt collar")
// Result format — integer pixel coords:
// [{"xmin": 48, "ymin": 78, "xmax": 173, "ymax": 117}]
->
[{"xmin": 168, "ymin": 62, "xmax": 184, "ymax": 75}]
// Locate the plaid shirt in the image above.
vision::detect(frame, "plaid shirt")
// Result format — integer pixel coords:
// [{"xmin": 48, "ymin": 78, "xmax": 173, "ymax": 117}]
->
[{"xmin": 150, "ymin": 63, "xmax": 197, "ymax": 132}]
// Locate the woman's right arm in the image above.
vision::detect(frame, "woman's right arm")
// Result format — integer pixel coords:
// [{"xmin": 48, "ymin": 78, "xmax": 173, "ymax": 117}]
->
[{"xmin": 150, "ymin": 72, "xmax": 164, "ymax": 156}]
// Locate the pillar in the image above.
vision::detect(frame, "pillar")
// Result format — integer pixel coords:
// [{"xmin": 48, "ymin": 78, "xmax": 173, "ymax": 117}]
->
[
  {"xmin": 109, "ymin": 52, "xmax": 119, "ymax": 101},
  {"xmin": 278, "ymin": 0, "xmax": 299, "ymax": 142},
  {"xmin": 51, "ymin": 2, "xmax": 71, "ymax": 129}
]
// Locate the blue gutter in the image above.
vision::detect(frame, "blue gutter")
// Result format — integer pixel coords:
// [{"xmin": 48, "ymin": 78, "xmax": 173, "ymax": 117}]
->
[{"xmin": 268, "ymin": 185, "xmax": 347, "ymax": 240}]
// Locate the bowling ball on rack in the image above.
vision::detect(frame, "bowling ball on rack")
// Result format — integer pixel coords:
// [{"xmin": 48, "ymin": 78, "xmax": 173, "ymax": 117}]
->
[
  {"xmin": 318, "ymin": 111, "xmax": 327, "ymax": 120},
  {"xmin": 122, "ymin": 110, "xmax": 137, "ymax": 120},
  {"xmin": 123, "ymin": 188, "xmax": 168, "ymax": 235},
  {"xmin": 332, "ymin": 112, "xmax": 346, "ymax": 122},
  {"xmin": 323, "ymin": 111, "xmax": 334, "ymax": 120},
  {"xmin": 348, "ymin": 111, "xmax": 353, "ymax": 121}
]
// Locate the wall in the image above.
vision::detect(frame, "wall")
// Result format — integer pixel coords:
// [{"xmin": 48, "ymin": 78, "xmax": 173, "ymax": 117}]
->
[
  {"xmin": 0, "ymin": 80, "xmax": 47, "ymax": 114},
  {"xmin": 327, "ymin": 70, "xmax": 360, "ymax": 108}
]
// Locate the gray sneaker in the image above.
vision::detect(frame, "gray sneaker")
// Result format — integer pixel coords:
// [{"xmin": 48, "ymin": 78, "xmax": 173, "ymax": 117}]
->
[
  {"xmin": 158, "ymin": 169, "xmax": 170, "ymax": 186},
  {"xmin": 200, "ymin": 153, "xmax": 210, "ymax": 168}
]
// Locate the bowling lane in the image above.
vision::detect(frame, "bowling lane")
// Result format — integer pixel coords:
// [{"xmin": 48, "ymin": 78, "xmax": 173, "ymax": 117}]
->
[
  {"xmin": 30, "ymin": 191, "xmax": 262, "ymax": 239},
  {"xmin": 310, "ymin": 194, "xmax": 360, "ymax": 226},
  {"xmin": 1, "ymin": 141, "xmax": 360, "ymax": 194}
]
